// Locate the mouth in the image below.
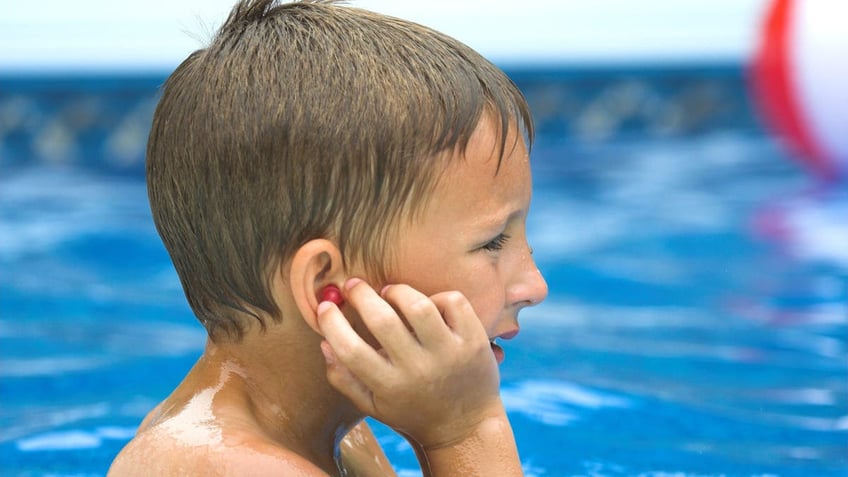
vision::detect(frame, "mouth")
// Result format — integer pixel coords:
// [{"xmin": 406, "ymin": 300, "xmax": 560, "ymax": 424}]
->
[{"xmin": 489, "ymin": 329, "xmax": 519, "ymax": 365}]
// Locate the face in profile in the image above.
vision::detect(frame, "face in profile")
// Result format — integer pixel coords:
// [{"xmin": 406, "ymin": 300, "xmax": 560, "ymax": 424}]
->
[{"xmin": 388, "ymin": 116, "xmax": 548, "ymax": 360}]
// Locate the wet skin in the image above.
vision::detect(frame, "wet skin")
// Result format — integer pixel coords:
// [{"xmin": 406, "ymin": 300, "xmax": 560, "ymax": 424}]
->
[{"xmin": 108, "ymin": 116, "xmax": 546, "ymax": 476}]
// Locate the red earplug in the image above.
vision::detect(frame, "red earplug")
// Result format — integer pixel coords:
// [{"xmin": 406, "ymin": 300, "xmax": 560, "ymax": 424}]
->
[{"xmin": 320, "ymin": 284, "xmax": 344, "ymax": 306}]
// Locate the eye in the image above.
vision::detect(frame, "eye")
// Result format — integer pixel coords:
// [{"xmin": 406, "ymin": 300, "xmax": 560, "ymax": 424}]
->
[{"xmin": 481, "ymin": 233, "xmax": 510, "ymax": 252}]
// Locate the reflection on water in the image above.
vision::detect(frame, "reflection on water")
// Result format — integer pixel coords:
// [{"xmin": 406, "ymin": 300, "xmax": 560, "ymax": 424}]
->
[
  {"xmin": 515, "ymin": 134, "xmax": 847, "ymax": 476},
  {"xmin": 1, "ymin": 132, "xmax": 846, "ymax": 476}
]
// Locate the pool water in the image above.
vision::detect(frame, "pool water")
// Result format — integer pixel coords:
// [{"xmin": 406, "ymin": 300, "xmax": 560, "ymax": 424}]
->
[{"xmin": 1, "ymin": 70, "xmax": 847, "ymax": 476}]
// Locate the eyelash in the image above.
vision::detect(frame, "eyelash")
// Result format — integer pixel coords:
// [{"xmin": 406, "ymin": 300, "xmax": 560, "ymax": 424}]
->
[{"xmin": 482, "ymin": 233, "xmax": 510, "ymax": 252}]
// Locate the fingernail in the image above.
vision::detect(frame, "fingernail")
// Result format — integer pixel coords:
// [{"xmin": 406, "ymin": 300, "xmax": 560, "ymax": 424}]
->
[
  {"xmin": 380, "ymin": 284, "xmax": 392, "ymax": 296},
  {"xmin": 344, "ymin": 277, "xmax": 363, "ymax": 291},
  {"xmin": 317, "ymin": 301, "xmax": 333, "ymax": 316},
  {"xmin": 320, "ymin": 341, "xmax": 336, "ymax": 366}
]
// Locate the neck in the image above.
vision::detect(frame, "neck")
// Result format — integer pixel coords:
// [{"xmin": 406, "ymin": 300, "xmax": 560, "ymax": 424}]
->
[{"xmin": 192, "ymin": 320, "xmax": 362, "ymax": 474}]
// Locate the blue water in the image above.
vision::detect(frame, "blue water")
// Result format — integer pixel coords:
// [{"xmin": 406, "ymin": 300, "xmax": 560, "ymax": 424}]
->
[{"xmin": 1, "ymin": 70, "xmax": 847, "ymax": 476}]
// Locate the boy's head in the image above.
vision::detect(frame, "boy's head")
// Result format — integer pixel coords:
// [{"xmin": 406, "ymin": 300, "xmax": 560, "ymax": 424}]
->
[{"xmin": 147, "ymin": 0, "xmax": 534, "ymax": 341}]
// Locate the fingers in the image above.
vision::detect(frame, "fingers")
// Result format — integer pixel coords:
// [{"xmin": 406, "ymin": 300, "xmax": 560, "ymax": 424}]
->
[
  {"xmin": 343, "ymin": 279, "xmax": 421, "ymax": 359},
  {"xmin": 318, "ymin": 278, "xmax": 488, "ymax": 396},
  {"xmin": 380, "ymin": 284, "xmax": 452, "ymax": 346},
  {"xmin": 337, "ymin": 278, "xmax": 484, "ymax": 351},
  {"xmin": 320, "ymin": 340, "xmax": 377, "ymax": 415},
  {"xmin": 316, "ymin": 301, "xmax": 392, "ymax": 390},
  {"xmin": 316, "ymin": 280, "xmax": 504, "ymax": 448},
  {"xmin": 429, "ymin": 291, "xmax": 488, "ymax": 342}
]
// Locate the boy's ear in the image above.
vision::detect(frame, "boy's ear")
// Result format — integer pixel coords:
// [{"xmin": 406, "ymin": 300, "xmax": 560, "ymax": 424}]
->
[{"xmin": 288, "ymin": 239, "xmax": 345, "ymax": 333}]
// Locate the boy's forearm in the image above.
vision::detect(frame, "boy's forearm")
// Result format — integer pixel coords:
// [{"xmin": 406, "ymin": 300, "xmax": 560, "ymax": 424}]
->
[{"xmin": 419, "ymin": 411, "xmax": 523, "ymax": 477}]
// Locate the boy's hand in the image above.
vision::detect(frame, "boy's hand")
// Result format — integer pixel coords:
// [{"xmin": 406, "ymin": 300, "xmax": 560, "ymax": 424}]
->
[{"xmin": 316, "ymin": 278, "xmax": 503, "ymax": 449}]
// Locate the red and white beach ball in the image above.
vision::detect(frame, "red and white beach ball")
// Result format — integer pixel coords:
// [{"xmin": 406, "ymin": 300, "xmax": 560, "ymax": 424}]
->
[{"xmin": 750, "ymin": 0, "xmax": 848, "ymax": 181}]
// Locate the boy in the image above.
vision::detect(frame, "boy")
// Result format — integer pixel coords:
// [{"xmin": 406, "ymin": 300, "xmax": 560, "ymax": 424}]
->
[{"xmin": 109, "ymin": 0, "xmax": 547, "ymax": 475}]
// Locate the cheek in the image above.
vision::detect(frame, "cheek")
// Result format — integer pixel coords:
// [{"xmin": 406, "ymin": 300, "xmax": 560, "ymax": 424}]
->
[
  {"xmin": 453, "ymin": 264, "xmax": 505, "ymax": 332},
  {"xmin": 392, "ymin": 248, "xmax": 505, "ymax": 331},
  {"xmin": 466, "ymin": 289, "xmax": 503, "ymax": 332}
]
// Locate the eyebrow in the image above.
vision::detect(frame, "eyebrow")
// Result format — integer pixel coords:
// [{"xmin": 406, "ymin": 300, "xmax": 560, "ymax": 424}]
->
[{"xmin": 474, "ymin": 206, "xmax": 527, "ymax": 233}]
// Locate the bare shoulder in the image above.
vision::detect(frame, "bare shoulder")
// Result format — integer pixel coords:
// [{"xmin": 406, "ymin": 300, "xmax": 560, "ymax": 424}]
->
[{"xmin": 108, "ymin": 426, "xmax": 325, "ymax": 477}]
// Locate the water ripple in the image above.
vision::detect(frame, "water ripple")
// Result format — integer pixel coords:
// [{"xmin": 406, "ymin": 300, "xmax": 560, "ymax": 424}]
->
[{"xmin": 502, "ymin": 379, "xmax": 631, "ymax": 426}]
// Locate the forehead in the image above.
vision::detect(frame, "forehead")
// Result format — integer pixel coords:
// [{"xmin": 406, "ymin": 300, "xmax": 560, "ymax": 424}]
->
[{"xmin": 424, "ymin": 118, "xmax": 532, "ymax": 229}]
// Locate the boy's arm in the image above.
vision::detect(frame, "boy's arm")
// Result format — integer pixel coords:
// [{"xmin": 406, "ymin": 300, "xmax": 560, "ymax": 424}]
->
[
  {"xmin": 339, "ymin": 420, "xmax": 397, "ymax": 477},
  {"xmin": 414, "ymin": 408, "xmax": 522, "ymax": 476},
  {"xmin": 392, "ymin": 411, "xmax": 520, "ymax": 477},
  {"xmin": 318, "ymin": 279, "xmax": 523, "ymax": 477}
]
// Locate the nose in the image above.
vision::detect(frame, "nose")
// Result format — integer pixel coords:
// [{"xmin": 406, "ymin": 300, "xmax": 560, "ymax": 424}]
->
[{"xmin": 507, "ymin": 250, "xmax": 548, "ymax": 308}]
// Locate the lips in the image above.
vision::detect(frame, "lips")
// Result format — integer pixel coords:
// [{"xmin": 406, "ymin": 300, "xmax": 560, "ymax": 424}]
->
[
  {"xmin": 490, "ymin": 340, "xmax": 505, "ymax": 364},
  {"xmin": 489, "ymin": 328, "xmax": 519, "ymax": 364}
]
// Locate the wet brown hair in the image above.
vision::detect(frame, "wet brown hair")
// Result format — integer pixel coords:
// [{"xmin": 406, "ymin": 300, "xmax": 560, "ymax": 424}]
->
[{"xmin": 147, "ymin": 0, "xmax": 534, "ymax": 341}]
